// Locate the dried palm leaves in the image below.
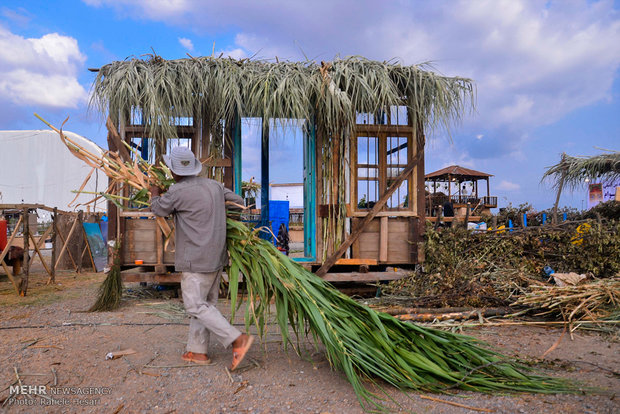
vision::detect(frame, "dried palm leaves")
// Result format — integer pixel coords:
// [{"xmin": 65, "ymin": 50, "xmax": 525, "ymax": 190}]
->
[
  {"xmin": 91, "ymin": 56, "xmax": 474, "ymax": 141},
  {"xmin": 513, "ymin": 278, "xmax": 620, "ymax": 323}
]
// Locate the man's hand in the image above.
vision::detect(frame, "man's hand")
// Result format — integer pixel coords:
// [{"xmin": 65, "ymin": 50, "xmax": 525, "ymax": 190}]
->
[{"xmin": 149, "ymin": 185, "xmax": 162, "ymax": 197}]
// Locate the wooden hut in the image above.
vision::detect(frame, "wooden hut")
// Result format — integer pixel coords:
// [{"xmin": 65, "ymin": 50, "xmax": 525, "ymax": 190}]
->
[{"xmin": 90, "ymin": 56, "xmax": 474, "ymax": 282}]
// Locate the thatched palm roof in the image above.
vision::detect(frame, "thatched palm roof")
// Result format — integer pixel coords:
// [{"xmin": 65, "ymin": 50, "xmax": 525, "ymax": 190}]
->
[
  {"xmin": 91, "ymin": 55, "xmax": 474, "ymax": 142},
  {"xmin": 543, "ymin": 151, "xmax": 620, "ymax": 189}
]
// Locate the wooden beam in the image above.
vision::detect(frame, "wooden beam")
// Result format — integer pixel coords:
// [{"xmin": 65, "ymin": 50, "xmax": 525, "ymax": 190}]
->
[
  {"xmin": 19, "ymin": 207, "xmax": 30, "ymax": 296},
  {"xmin": 315, "ymin": 150, "xmax": 423, "ymax": 277},
  {"xmin": 0, "ymin": 204, "xmax": 69, "ymax": 213},
  {"xmin": 121, "ymin": 272, "xmax": 181, "ymax": 283},
  {"xmin": 334, "ymin": 258, "xmax": 378, "ymax": 266},
  {"xmin": 379, "ymin": 216, "xmax": 388, "ymax": 262},
  {"xmin": 28, "ymin": 232, "xmax": 52, "ymax": 278},
  {"xmin": 322, "ymin": 270, "xmax": 407, "ymax": 282},
  {"xmin": 1, "ymin": 261, "xmax": 19, "ymax": 294},
  {"xmin": 34, "ymin": 225, "xmax": 52, "ymax": 250},
  {"xmin": 49, "ymin": 208, "xmax": 57, "ymax": 284}
]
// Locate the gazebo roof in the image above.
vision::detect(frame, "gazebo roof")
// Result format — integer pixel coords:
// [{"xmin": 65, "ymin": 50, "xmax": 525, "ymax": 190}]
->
[{"xmin": 425, "ymin": 165, "xmax": 493, "ymax": 181}]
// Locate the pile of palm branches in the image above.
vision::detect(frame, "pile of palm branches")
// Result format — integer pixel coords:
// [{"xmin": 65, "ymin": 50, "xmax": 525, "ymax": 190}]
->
[
  {"xmin": 512, "ymin": 278, "xmax": 620, "ymax": 323},
  {"xmin": 385, "ymin": 222, "xmax": 620, "ymax": 308},
  {"xmin": 39, "ymin": 117, "xmax": 585, "ymax": 411}
]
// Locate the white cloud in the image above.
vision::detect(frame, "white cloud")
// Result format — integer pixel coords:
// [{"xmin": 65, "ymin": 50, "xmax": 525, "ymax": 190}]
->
[
  {"xmin": 497, "ymin": 180, "xmax": 521, "ymax": 191},
  {"xmin": 82, "ymin": 1, "xmax": 620, "ymax": 136},
  {"xmin": 0, "ymin": 25, "xmax": 87, "ymax": 108},
  {"xmin": 83, "ymin": 0, "xmax": 189, "ymax": 18},
  {"xmin": 217, "ymin": 48, "xmax": 246, "ymax": 60},
  {"xmin": 178, "ymin": 37, "xmax": 194, "ymax": 51}
]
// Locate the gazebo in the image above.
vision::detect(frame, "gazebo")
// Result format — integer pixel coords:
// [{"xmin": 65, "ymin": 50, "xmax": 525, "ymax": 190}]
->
[{"xmin": 425, "ymin": 165, "xmax": 497, "ymax": 220}]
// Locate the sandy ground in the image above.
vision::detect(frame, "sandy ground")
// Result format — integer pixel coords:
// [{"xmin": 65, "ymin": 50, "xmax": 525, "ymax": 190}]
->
[{"xmin": 0, "ymin": 269, "xmax": 618, "ymax": 414}]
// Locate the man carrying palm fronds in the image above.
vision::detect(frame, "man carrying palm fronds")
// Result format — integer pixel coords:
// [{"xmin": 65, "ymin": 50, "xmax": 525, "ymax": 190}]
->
[{"xmin": 150, "ymin": 146, "xmax": 253, "ymax": 370}]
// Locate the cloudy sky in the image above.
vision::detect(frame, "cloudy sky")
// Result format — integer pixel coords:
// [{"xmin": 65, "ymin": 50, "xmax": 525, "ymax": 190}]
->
[{"xmin": 1, "ymin": 0, "xmax": 619, "ymax": 210}]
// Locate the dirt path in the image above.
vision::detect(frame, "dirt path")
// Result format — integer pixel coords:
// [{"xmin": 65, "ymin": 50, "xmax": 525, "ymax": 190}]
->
[{"xmin": 0, "ymin": 272, "xmax": 618, "ymax": 413}]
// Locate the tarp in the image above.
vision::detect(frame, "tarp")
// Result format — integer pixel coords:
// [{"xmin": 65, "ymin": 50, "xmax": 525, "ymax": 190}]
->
[{"xmin": 0, "ymin": 130, "xmax": 107, "ymax": 212}]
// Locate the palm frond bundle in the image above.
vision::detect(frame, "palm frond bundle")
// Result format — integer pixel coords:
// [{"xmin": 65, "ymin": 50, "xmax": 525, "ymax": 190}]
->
[
  {"xmin": 543, "ymin": 150, "xmax": 620, "ymax": 190},
  {"xmin": 225, "ymin": 219, "xmax": 581, "ymax": 410}
]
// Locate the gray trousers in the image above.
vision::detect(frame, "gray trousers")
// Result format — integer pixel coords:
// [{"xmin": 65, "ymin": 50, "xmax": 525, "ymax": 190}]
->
[{"xmin": 181, "ymin": 270, "xmax": 241, "ymax": 354}]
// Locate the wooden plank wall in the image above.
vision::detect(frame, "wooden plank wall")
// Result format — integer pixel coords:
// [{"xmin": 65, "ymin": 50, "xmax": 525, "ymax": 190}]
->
[{"xmin": 352, "ymin": 217, "xmax": 411, "ymax": 263}]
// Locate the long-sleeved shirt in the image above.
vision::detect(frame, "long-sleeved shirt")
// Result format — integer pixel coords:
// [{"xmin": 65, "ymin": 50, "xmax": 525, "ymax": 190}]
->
[{"xmin": 151, "ymin": 176, "xmax": 244, "ymax": 273}]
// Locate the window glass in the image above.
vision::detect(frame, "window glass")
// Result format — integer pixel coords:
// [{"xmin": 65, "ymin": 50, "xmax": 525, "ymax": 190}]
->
[
  {"xmin": 357, "ymin": 180, "xmax": 378, "ymax": 209},
  {"xmin": 357, "ymin": 136, "xmax": 379, "ymax": 209}
]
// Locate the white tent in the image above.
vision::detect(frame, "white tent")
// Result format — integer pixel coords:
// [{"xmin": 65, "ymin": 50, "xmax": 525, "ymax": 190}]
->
[{"xmin": 0, "ymin": 130, "xmax": 107, "ymax": 214}]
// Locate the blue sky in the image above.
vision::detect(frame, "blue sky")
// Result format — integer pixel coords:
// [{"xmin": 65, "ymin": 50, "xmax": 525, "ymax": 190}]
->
[{"xmin": 1, "ymin": 0, "xmax": 619, "ymax": 211}]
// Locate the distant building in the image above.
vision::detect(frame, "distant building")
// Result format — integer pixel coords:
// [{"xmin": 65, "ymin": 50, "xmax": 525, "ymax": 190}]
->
[{"xmin": 270, "ymin": 183, "xmax": 303, "ymax": 208}]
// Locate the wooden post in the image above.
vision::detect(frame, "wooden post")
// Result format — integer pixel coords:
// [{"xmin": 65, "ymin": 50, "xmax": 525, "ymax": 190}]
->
[
  {"xmin": 464, "ymin": 202, "xmax": 471, "ymax": 227},
  {"xmin": 77, "ymin": 211, "xmax": 84, "ymax": 273},
  {"xmin": 20, "ymin": 208, "xmax": 30, "ymax": 296},
  {"xmin": 105, "ymin": 117, "xmax": 127, "ymax": 241},
  {"xmin": 155, "ymin": 218, "xmax": 166, "ymax": 274},
  {"xmin": 50, "ymin": 207, "xmax": 57, "ymax": 283}
]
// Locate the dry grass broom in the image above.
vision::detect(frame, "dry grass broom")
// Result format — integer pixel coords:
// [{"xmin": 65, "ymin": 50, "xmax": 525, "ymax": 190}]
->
[
  {"xmin": 88, "ymin": 241, "xmax": 122, "ymax": 312},
  {"xmin": 40, "ymin": 116, "xmax": 587, "ymax": 411}
]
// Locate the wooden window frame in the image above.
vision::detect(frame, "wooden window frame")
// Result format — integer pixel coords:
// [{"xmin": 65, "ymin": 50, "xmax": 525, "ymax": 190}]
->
[{"xmin": 351, "ymin": 126, "xmax": 414, "ymax": 216}]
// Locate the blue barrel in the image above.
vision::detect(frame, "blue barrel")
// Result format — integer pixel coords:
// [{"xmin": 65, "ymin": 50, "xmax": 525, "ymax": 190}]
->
[{"xmin": 269, "ymin": 200, "xmax": 289, "ymax": 244}]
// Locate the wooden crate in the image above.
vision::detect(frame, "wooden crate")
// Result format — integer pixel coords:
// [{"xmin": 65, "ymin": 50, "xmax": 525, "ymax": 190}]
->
[{"xmin": 121, "ymin": 217, "xmax": 175, "ymax": 266}]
